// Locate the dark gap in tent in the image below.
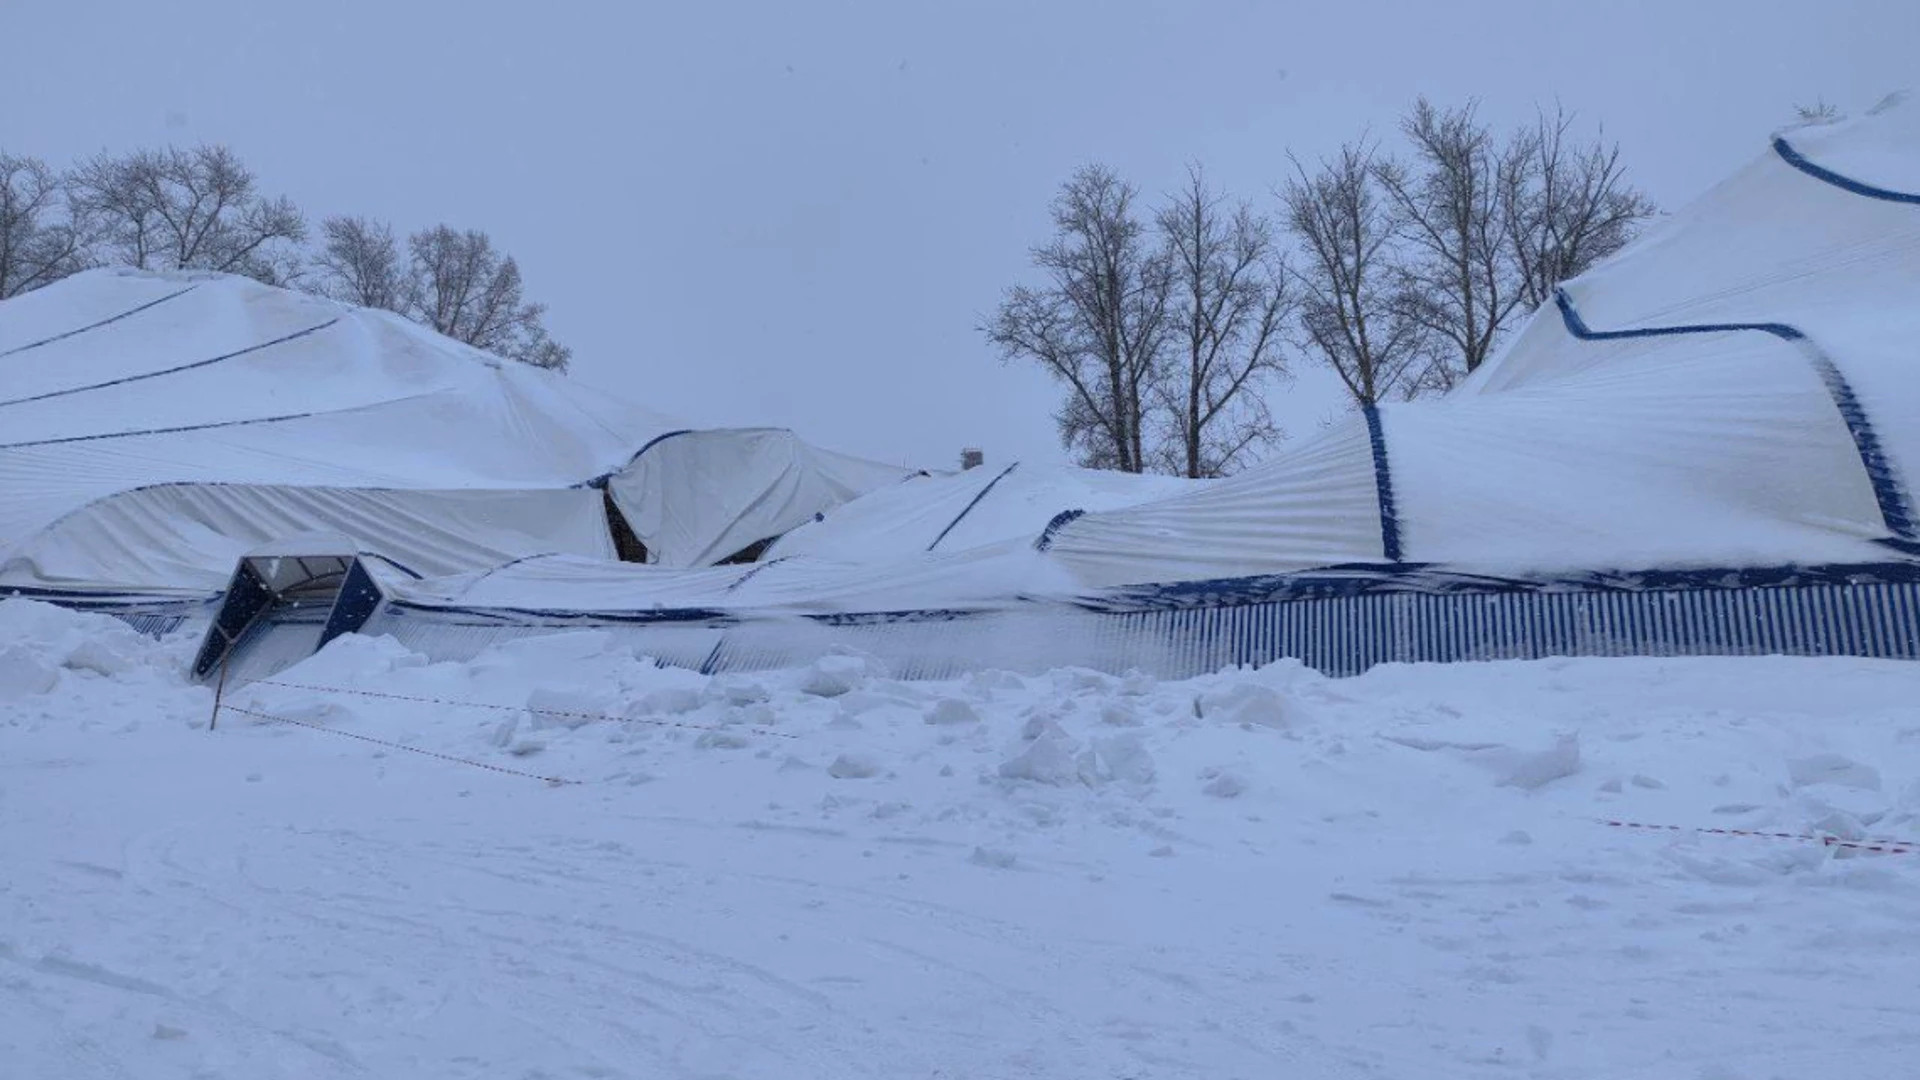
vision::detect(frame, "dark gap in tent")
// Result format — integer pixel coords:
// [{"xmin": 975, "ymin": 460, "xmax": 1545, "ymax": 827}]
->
[{"xmin": 603, "ymin": 489, "xmax": 649, "ymax": 563}]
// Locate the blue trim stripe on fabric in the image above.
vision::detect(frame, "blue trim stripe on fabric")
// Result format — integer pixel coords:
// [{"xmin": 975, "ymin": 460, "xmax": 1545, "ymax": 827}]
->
[
  {"xmin": 576, "ymin": 428, "xmax": 696, "ymax": 489},
  {"xmin": 1033, "ymin": 508, "xmax": 1086, "ymax": 552},
  {"xmin": 0, "ymin": 285, "xmax": 198, "ymax": 359},
  {"xmin": 1772, "ymin": 136, "xmax": 1920, "ymax": 204},
  {"xmin": 0, "ymin": 407, "xmax": 330, "ymax": 450},
  {"xmin": 359, "ymin": 553, "xmax": 425, "ymax": 581},
  {"xmin": 726, "ymin": 555, "xmax": 792, "ymax": 592},
  {"xmin": 0, "ymin": 319, "xmax": 340, "ymax": 409},
  {"xmin": 386, "ymin": 599, "xmax": 735, "ymax": 627},
  {"xmin": 928, "ymin": 461, "xmax": 1019, "ymax": 552},
  {"xmin": 1552, "ymin": 290, "xmax": 1802, "ymax": 341},
  {"xmin": 1361, "ymin": 405, "xmax": 1403, "ymax": 562},
  {"xmin": 1801, "ymin": 351, "xmax": 1916, "ymax": 536},
  {"xmin": 1552, "ymin": 288, "xmax": 1914, "ymax": 539}
]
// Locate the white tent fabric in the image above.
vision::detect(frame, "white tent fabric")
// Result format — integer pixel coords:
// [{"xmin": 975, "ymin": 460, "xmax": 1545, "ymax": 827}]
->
[
  {"xmin": 1039, "ymin": 421, "xmax": 1388, "ymax": 585},
  {"xmin": 0, "ymin": 269, "xmax": 681, "ymax": 594},
  {"xmin": 1467, "ymin": 98, "xmax": 1920, "ymax": 505},
  {"xmin": 606, "ymin": 428, "xmax": 916, "ymax": 568},
  {"xmin": 377, "ymin": 541, "xmax": 1082, "ymax": 618},
  {"xmin": 1042, "ymin": 102, "xmax": 1920, "ymax": 587},
  {"xmin": 764, "ymin": 462, "xmax": 1201, "ymax": 563},
  {"xmin": 0, "ymin": 484, "xmax": 614, "ymax": 595}
]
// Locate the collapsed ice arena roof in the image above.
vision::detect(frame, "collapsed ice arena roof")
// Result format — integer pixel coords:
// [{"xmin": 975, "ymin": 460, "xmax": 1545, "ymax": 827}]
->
[
  {"xmin": 0, "ymin": 269, "xmax": 911, "ymax": 597},
  {"xmin": 230, "ymin": 101, "xmax": 1920, "ymax": 683}
]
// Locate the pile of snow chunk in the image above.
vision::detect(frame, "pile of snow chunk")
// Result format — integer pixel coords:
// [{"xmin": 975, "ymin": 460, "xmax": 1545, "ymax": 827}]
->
[{"xmin": 0, "ymin": 599, "xmax": 189, "ymax": 702}]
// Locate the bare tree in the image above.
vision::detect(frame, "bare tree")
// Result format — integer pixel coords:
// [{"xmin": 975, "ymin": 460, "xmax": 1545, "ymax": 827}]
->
[
  {"xmin": 1376, "ymin": 99, "xmax": 1520, "ymax": 389},
  {"xmin": 0, "ymin": 153, "xmax": 90, "ymax": 298},
  {"xmin": 1284, "ymin": 142, "xmax": 1427, "ymax": 407},
  {"xmin": 406, "ymin": 225, "xmax": 570, "ymax": 371},
  {"xmin": 1500, "ymin": 106, "xmax": 1656, "ymax": 311},
  {"xmin": 1155, "ymin": 165, "xmax": 1291, "ymax": 477},
  {"xmin": 67, "ymin": 144, "xmax": 306, "ymax": 285},
  {"xmin": 1793, "ymin": 100, "xmax": 1842, "ymax": 125},
  {"xmin": 986, "ymin": 165, "xmax": 1172, "ymax": 472},
  {"xmin": 313, "ymin": 215, "xmax": 406, "ymax": 311}
]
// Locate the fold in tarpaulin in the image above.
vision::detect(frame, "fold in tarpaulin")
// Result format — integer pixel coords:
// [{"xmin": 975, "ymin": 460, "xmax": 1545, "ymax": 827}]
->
[
  {"xmin": 0, "ymin": 484, "xmax": 616, "ymax": 596},
  {"xmin": 1039, "ymin": 102, "xmax": 1920, "ymax": 587},
  {"xmin": 0, "ymin": 269, "xmax": 687, "ymax": 593},
  {"xmin": 604, "ymin": 428, "xmax": 917, "ymax": 568},
  {"xmin": 763, "ymin": 462, "xmax": 1202, "ymax": 564}
]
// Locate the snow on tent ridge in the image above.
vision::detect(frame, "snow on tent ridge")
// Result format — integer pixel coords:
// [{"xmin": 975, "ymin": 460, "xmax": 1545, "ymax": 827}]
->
[
  {"xmin": 763, "ymin": 461, "xmax": 1201, "ymax": 564},
  {"xmin": 0, "ymin": 269, "xmax": 913, "ymax": 595},
  {"xmin": 1045, "ymin": 99, "xmax": 1920, "ymax": 586},
  {"xmin": 607, "ymin": 427, "xmax": 919, "ymax": 568},
  {"xmin": 0, "ymin": 269, "xmax": 674, "ymax": 557}
]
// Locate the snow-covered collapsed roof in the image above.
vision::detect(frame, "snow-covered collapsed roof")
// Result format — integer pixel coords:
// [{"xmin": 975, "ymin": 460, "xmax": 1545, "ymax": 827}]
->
[
  {"xmin": 764, "ymin": 461, "xmax": 1201, "ymax": 563},
  {"xmin": 0, "ymin": 270, "xmax": 909, "ymax": 595},
  {"xmin": 0, "ymin": 269, "xmax": 680, "ymax": 593},
  {"xmin": 607, "ymin": 427, "xmax": 919, "ymax": 568},
  {"xmin": 1047, "ymin": 100, "xmax": 1920, "ymax": 586},
  {"xmin": 374, "ymin": 101, "xmax": 1920, "ymax": 619}
]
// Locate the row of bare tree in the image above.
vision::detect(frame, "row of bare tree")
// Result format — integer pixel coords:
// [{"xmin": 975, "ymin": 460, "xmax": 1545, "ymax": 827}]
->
[
  {"xmin": 987, "ymin": 99, "xmax": 1657, "ymax": 477},
  {"xmin": 0, "ymin": 145, "xmax": 569, "ymax": 370}
]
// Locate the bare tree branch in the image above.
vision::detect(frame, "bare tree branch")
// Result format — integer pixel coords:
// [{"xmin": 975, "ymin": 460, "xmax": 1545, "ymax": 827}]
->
[
  {"xmin": 1155, "ymin": 164, "xmax": 1292, "ymax": 477},
  {"xmin": 66, "ymin": 144, "xmax": 307, "ymax": 285},
  {"xmin": 1283, "ymin": 141, "xmax": 1427, "ymax": 408},
  {"xmin": 1376, "ymin": 98, "xmax": 1523, "ymax": 385},
  {"xmin": 0, "ymin": 152, "xmax": 91, "ymax": 298},
  {"xmin": 1500, "ymin": 105, "xmax": 1657, "ymax": 311},
  {"xmin": 405, "ymin": 225, "xmax": 570, "ymax": 371},
  {"xmin": 314, "ymin": 215, "xmax": 406, "ymax": 311},
  {"xmin": 984, "ymin": 165, "xmax": 1170, "ymax": 472}
]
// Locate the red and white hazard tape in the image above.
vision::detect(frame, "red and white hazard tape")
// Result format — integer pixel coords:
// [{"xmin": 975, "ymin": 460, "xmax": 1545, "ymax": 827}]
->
[
  {"xmin": 221, "ymin": 704, "xmax": 580, "ymax": 786},
  {"xmin": 1600, "ymin": 818, "xmax": 1918, "ymax": 856}
]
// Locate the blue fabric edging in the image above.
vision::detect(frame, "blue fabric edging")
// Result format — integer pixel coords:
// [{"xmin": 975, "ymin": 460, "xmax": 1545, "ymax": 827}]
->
[
  {"xmin": 1361, "ymin": 406, "xmax": 1403, "ymax": 562},
  {"xmin": 577, "ymin": 428, "xmax": 697, "ymax": 489},
  {"xmin": 0, "ymin": 319, "xmax": 340, "ymax": 410},
  {"xmin": 1552, "ymin": 288, "xmax": 1914, "ymax": 539},
  {"xmin": 928, "ymin": 462, "xmax": 1019, "ymax": 552},
  {"xmin": 1772, "ymin": 136, "xmax": 1920, "ymax": 204},
  {"xmin": 1033, "ymin": 508, "xmax": 1086, "ymax": 552},
  {"xmin": 0, "ymin": 285, "xmax": 198, "ymax": 360},
  {"xmin": 0, "ymin": 407, "xmax": 330, "ymax": 451}
]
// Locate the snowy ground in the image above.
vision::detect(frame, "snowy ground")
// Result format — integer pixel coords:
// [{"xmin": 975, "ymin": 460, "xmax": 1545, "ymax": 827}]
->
[{"xmin": 5, "ymin": 599, "xmax": 1920, "ymax": 1079}]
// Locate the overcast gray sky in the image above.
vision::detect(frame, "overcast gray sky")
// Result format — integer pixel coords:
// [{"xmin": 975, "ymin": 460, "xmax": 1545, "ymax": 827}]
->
[{"xmin": 4, "ymin": 0, "xmax": 1914, "ymax": 470}]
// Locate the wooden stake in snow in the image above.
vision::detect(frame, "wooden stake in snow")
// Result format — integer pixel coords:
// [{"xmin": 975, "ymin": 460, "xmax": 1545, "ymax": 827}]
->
[{"xmin": 209, "ymin": 654, "xmax": 229, "ymax": 732}]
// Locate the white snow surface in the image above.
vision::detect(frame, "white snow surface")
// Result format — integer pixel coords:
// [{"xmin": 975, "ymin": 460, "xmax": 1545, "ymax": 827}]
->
[{"xmin": 6, "ymin": 598, "xmax": 1920, "ymax": 1079}]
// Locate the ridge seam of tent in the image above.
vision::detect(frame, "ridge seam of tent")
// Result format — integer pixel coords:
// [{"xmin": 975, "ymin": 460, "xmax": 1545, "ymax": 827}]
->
[
  {"xmin": 0, "ymin": 285, "xmax": 198, "ymax": 359},
  {"xmin": 726, "ymin": 555, "xmax": 793, "ymax": 592},
  {"xmin": 578, "ymin": 428, "xmax": 697, "ymax": 488},
  {"xmin": 0, "ymin": 391, "xmax": 440, "ymax": 451},
  {"xmin": 1553, "ymin": 288, "xmax": 1914, "ymax": 539},
  {"xmin": 1773, "ymin": 135, "xmax": 1920, "ymax": 204},
  {"xmin": 928, "ymin": 461, "xmax": 1020, "ymax": 551},
  {"xmin": 1362, "ymin": 406, "xmax": 1404, "ymax": 562},
  {"xmin": 0, "ymin": 318, "xmax": 341, "ymax": 410},
  {"xmin": 1033, "ymin": 508, "xmax": 1087, "ymax": 552}
]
